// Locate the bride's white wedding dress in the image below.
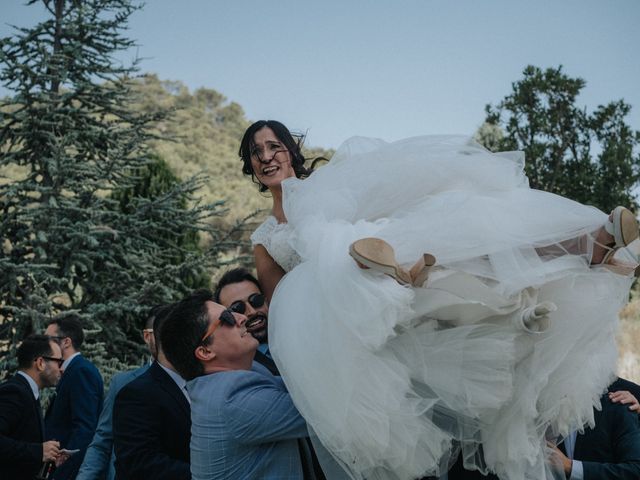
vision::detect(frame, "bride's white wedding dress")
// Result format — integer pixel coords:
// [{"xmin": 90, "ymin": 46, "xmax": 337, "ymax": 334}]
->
[{"xmin": 251, "ymin": 135, "xmax": 636, "ymax": 480}]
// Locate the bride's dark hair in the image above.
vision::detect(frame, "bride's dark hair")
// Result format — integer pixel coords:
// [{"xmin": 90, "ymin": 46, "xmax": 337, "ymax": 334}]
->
[{"xmin": 239, "ymin": 120, "xmax": 314, "ymax": 192}]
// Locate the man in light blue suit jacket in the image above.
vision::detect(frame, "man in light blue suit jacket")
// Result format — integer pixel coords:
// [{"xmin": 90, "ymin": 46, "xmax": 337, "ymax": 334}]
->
[
  {"xmin": 161, "ymin": 290, "xmax": 311, "ymax": 480},
  {"xmin": 76, "ymin": 306, "xmax": 165, "ymax": 480}
]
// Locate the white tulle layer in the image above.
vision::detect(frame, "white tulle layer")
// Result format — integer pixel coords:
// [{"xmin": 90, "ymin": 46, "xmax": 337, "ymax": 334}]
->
[{"xmin": 266, "ymin": 135, "xmax": 634, "ymax": 480}]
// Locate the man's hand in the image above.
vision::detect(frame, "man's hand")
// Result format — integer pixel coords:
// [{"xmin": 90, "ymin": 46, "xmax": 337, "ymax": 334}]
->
[
  {"xmin": 547, "ymin": 442, "xmax": 572, "ymax": 476},
  {"xmin": 609, "ymin": 390, "xmax": 640, "ymax": 413},
  {"xmin": 42, "ymin": 440, "xmax": 60, "ymax": 462}
]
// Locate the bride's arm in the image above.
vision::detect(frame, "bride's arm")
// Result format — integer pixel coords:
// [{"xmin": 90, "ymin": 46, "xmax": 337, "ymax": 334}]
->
[{"xmin": 254, "ymin": 244, "xmax": 286, "ymax": 303}]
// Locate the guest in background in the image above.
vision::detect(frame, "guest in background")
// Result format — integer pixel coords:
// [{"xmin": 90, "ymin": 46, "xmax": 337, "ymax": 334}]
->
[
  {"xmin": 112, "ymin": 303, "xmax": 190, "ymax": 480},
  {"xmin": 549, "ymin": 384, "xmax": 640, "ymax": 479},
  {"xmin": 0, "ymin": 334, "xmax": 63, "ymax": 480},
  {"xmin": 77, "ymin": 305, "xmax": 170, "ymax": 480},
  {"xmin": 45, "ymin": 315, "xmax": 104, "ymax": 480}
]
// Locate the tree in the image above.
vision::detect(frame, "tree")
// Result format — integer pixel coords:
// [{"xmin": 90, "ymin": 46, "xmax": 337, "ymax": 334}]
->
[
  {"xmin": 0, "ymin": 0, "xmax": 236, "ymax": 376},
  {"xmin": 481, "ymin": 65, "xmax": 640, "ymax": 212}
]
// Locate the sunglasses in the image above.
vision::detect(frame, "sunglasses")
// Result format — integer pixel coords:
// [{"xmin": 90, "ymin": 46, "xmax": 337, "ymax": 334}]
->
[
  {"xmin": 200, "ymin": 309, "xmax": 237, "ymax": 344},
  {"xmin": 42, "ymin": 356, "xmax": 64, "ymax": 368},
  {"xmin": 229, "ymin": 293, "xmax": 265, "ymax": 315}
]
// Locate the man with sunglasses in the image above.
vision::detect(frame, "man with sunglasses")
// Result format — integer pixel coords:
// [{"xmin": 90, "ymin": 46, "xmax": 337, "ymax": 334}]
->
[
  {"xmin": 44, "ymin": 315, "xmax": 104, "ymax": 480},
  {"xmin": 215, "ymin": 268, "xmax": 326, "ymax": 479},
  {"xmin": 160, "ymin": 289, "xmax": 315, "ymax": 480},
  {"xmin": 214, "ymin": 268, "xmax": 277, "ymax": 375},
  {"xmin": 0, "ymin": 334, "xmax": 63, "ymax": 480}
]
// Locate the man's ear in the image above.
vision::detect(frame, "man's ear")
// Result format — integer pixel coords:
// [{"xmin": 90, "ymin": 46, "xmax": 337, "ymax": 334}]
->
[
  {"xmin": 35, "ymin": 357, "xmax": 46, "ymax": 372},
  {"xmin": 195, "ymin": 344, "xmax": 216, "ymax": 362}
]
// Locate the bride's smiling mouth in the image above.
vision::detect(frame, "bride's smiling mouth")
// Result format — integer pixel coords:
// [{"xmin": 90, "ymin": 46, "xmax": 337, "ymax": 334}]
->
[{"xmin": 262, "ymin": 165, "xmax": 279, "ymax": 176}]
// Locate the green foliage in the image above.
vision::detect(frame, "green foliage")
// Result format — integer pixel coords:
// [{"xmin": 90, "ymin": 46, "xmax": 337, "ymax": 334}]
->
[
  {"xmin": 481, "ymin": 65, "xmax": 640, "ymax": 212},
  {"xmin": 0, "ymin": 0, "xmax": 240, "ymax": 377}
]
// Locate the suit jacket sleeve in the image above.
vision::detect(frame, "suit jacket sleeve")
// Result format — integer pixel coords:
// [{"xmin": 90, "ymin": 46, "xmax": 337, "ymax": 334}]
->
[
  {"xmin": 0, "ymin": 383, "xmax": 42, "ymax": 464},
  {"xmin": 76, "ymin": 371, "xmax": 130, "ymax": 480},
  {"xmin": 582, "ymin": 401, "xmax": 640, "ymax": 480},
  {"xmin": 225, "ymin": 374, "xmax": 309, "ymax": 445},
  {"xmin": 113, "ymin": 383, "xmax": 190, "ymax": 480}
]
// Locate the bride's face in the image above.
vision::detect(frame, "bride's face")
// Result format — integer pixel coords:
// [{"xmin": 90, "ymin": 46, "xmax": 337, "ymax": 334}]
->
[{"xmin": 250, "ymin": 127, "xmax": 296, "ymax": 189}]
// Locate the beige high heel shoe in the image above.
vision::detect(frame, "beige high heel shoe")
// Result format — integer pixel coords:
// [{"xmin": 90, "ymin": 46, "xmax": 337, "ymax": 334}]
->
[
  {"xmin": 349, "ymin": 238, "xmax": 436, "ymax": 287},
  {"xmin": 593, "ymin": 206, "xmax": 639, "ymax": 272}
]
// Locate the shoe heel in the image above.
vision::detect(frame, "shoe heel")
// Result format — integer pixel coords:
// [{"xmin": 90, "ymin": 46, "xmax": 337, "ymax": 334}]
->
[
  {"xmin": 349, "ymin": 238, "xmax": 412, "ymax": 285},
  {"xmin": 409, "ymin": 253, "xmax": 436, "ymax": 287}
]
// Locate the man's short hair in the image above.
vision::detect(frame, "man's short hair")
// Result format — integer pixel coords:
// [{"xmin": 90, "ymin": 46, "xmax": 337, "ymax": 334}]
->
[
  {"xmin": 160, "ymin": 289, "xmax": 214, "ymax": 381},
  {"xmin": 17, "ymin": 334, "xmax": 55, "ymax": 369},
  {"xmin": 150, "ymin": 303, "xmax": 174, "ymax": 350},
  {"xmin": 213, "ymin": 267, "xmax": 261, "ymax": 303},
  {"xmin": 47, "ymin": 314, "xmax": 85, "ymax": 349}
]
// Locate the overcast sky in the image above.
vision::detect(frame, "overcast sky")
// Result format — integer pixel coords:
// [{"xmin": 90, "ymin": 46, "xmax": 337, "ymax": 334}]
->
[{"xmin": 1, "ymin": 0, "xmax": 639, "ymax": 149}]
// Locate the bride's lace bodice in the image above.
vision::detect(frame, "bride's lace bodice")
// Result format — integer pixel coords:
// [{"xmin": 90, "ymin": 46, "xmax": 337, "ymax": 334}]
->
[{"xmin": 250, "ymin": 216, "xmax": 301, "ymax": 273}]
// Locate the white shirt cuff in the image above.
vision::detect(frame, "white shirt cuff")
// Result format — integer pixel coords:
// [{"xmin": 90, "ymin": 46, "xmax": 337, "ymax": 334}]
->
[{"xmin": 569, "ymin": 460, "xmax": 584, "ymax": 480}]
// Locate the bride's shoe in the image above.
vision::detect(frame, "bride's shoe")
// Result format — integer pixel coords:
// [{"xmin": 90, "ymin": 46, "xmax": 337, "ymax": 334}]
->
[
  {"xmin": 593, "ymin": 206, "xmax": 639, "ymax": 271},
  {"xmin": 349, "ymin": 238, "xmax": 436, "ymax": 287}
]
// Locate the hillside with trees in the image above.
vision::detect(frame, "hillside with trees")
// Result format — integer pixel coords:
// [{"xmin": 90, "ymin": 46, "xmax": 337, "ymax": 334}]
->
[{"xmin": 128, "ymin": 74, "xmax": 333, "ymax": 229}]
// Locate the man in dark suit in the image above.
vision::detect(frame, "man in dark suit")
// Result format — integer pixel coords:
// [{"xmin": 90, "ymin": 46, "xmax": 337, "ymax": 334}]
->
[
  {"xmin": 77, "ymin": 305, "xmax": 169, "ymax": 480},
  {"xmin": 0, "ymin": 335, "xmax": 63, "ymax": 480},
  {"xmin": 445, "ymin": 378, "xmax": 640, "ymax": 480},
  {"xmin": 550, "ymin": 384, "xmax": 640, "ymax": 480},
  {"xmin": 45, "ymin": 315, "xmax": 104, "ymax": 480},
  {"xmin": 112, "ymin": 303, "xmax": 190, "ymax": 480}
]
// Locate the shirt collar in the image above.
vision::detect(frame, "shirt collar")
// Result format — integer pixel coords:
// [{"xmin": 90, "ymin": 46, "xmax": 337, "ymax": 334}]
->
[
  {"xmin": 62, "ymin": 351, "xmax": 81, "ymax": 371},
  {"xmin": 17, "ymin": 371, "xmax": 40, "ymax": 400},
  {"xmin": 158, "ymin": 362, "xmax": 190, "ymax": 403}
]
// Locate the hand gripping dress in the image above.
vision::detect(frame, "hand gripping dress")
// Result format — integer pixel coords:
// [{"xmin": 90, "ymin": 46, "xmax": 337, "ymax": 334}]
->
[{"xmin": 250, "ymin": 135, "xmax": 635, "ymax": 480}]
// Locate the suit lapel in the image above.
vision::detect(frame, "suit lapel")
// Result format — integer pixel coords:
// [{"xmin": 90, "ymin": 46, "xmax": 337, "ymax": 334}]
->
[
  {"xmin": 150, "ymin": 362, "xmax": 190, "ymax": 419},
  {"xmin": 14, "ymin": 374, "xmax": 45, "ymax": 441}
]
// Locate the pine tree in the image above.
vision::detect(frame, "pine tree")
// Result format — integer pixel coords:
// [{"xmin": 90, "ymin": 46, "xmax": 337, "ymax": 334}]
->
[{"xmin": 0, "ymin": 0, "xmax": 235, "ymax": 376}]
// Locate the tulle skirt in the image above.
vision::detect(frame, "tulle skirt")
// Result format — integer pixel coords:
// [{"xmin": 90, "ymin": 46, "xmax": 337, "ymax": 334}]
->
[{"xmin": 267, "ymin": 135, "xmax": 635, "ymax": 480}]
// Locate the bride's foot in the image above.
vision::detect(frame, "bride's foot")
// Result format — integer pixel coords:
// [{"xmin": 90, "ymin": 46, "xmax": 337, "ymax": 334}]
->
[
  {"xmin": 592, "ymin": 206, "xmax": 639, "ymax": 266},
  {"xmin": 349, "ymin": 238, "xmax": 436, "ymax": 287}
]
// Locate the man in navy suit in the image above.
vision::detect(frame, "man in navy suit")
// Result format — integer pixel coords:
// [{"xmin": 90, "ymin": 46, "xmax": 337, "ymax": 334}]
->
[
  {"xmin": 0, "ymin": 335, "xmax": 63, "ymax": 480},
  {"xmin": 112, "ymin": 303, "xmax": 190, "ymax": 480},
  {"xmin": 549, "ymin": 381, "xmax": 640, "ymax": 480},
  {"xmin": 161, "ymin": 289, "xmax": 311, "ymax": 480},
  {"xmin": 77, "ymin": 305, "xmax": 169, "ymax": 480},
  {"xmin": 45, "ymin": 315, "xmax": 104, "ymax": 480}
]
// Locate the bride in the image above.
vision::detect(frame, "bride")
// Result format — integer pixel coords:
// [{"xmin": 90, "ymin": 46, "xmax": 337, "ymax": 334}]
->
[{"xmin": 240, "ymin": 120, "xmax": 639, "ymax": 480}]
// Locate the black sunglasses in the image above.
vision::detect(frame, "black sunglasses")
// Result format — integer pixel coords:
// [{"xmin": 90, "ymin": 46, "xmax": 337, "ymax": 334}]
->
[
  {"xmin": 200, "ymin": 309, "xmax": 237, "ymax": 343},
  {"xmin": 229, "ymin": 293, "xmax": 265, "ymax": 315},
  {"xmin": 42, "ymin": 356, "xmax": 64, "ymax": 368}
]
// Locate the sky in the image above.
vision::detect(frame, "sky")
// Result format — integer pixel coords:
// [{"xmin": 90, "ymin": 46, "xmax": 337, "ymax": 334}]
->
[{"xmin": 1, "ymin": 0, "xmax": 639, "ymax": 150}]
